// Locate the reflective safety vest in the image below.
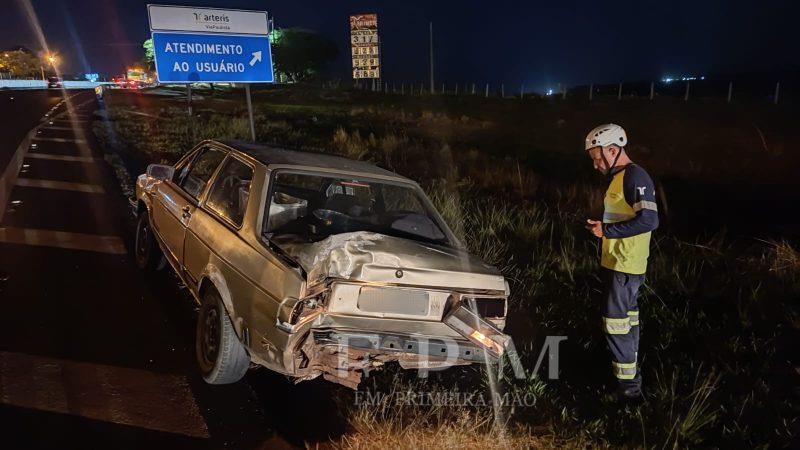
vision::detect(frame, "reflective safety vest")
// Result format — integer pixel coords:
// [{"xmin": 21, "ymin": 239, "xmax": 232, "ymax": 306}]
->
[{"xmin": 602, "ymin": 169, "xmax": 651, "ymax": 274}]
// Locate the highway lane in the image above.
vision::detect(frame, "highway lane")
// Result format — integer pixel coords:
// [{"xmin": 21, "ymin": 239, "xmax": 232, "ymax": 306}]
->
[
  {"xmin": 0, "ymin": 89, "xmax": 329, "ymax": 449},
  {"xmin": 0, "ymin": 89, "xmax": 63, "ymax": 173}
]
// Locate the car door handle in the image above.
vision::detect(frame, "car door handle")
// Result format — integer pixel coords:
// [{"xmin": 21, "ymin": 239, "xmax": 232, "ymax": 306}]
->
[{"xmin": 181, "ymin": 205, "xmax": 192, "ymax": 219}]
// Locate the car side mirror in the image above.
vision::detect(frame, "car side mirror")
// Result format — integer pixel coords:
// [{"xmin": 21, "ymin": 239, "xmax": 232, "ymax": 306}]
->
[{"xmin": 146, "ymin": 164, "xmax": 174, "ymax": 181}]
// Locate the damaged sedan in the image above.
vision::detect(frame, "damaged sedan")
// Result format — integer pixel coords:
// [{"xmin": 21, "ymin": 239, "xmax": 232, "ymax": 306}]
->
[{"xmin": 134, "ymin": 140, "xmax": 511, "ymax": 389}]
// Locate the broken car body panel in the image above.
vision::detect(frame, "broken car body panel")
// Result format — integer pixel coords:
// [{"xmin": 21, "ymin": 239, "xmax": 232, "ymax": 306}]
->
[
  {"xmin": 273, "ymin": 231, "xmax": 505, "ymax": 291},
  {"xmin": 135, "ymin": 140, "xmax": 511, "ymax": 388}
]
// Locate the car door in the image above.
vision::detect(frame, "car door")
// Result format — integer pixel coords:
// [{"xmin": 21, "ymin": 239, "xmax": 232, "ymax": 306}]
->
[
  {"xmin": 151, "ymin": 146, "xmax": 226, "ymax": 269},
  {"xmin": 184, "ymin": 160, "xmax": 308, "ymax": 367},
  {"xmin": 183, "ymin": 153, "xmax": 255, "ymax": 284}
]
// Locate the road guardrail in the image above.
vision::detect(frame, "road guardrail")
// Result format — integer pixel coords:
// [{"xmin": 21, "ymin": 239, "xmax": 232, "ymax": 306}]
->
[{"xmin": 0, "ymin": 80, "xmax": 113, "ymax": 89}]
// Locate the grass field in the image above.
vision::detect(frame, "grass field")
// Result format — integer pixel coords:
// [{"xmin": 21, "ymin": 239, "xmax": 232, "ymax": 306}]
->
[{"xmin": 94, "ymin": 85, "xmax": 799, "ymax": 448}]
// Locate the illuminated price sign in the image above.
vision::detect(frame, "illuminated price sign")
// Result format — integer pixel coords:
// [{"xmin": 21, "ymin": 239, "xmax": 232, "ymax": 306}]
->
[{"xmin": 350, "ymin": 14, "xmax": 380, "ymax": 79}]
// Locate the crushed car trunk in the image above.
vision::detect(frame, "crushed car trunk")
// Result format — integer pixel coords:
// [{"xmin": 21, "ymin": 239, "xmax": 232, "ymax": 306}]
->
[
  {"xmin": 272, "ymin": 231, "xmax": 506, "ymax": 291},
  {"xmin": 270, "ymin": 231, "xmax": 512, "ymax": 389}
]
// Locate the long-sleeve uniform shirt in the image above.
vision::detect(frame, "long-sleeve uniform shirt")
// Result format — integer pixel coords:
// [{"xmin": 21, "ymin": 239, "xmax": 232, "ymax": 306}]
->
[{"xmin": 600, "ymin": 164, "xmax": 659, "ymax": 275}]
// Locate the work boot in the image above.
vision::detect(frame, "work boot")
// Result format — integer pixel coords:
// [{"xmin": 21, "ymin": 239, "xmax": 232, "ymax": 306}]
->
[{"xmin": 617, "ymin": 384, "xmax": 642, "ymax": 401}]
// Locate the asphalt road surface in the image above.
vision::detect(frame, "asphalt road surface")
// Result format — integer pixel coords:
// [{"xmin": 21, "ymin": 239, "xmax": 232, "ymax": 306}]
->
[
  {"xmin": 0, "ymin": 89, "xmax": 62, "ymax": 172},
  {"xmin": 0, "ymin": 90, "xmax": 345, "ymax": 449}
]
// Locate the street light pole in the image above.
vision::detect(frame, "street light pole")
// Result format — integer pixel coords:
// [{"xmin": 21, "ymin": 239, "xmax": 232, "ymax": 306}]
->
[{"xmin": 429, "ymin": 22, "xmax": 434, "ymax": 94}]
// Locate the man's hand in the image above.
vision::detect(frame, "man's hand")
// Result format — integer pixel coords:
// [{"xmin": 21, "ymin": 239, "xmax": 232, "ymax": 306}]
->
[{"xmin": 585, "ymin": 219, "xmax": 604, "ymax": 238}]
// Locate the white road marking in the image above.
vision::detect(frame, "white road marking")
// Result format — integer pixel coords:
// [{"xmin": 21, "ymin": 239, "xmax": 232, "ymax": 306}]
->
[
  {"xmin": 26, "ymin": 153, "xmax": 101, "ymax": 163},
  {"xmin": 0, "ymin": 351, "xmax": 209, "ymax": 438},
  {"xmin": 0, "ymin": 227, "xmax": 126, "ymax": 254},
  {"xmin": 16, "ymin": 178, "xmax": 105, "ymax": 194},
  {"xmin": 32, "ymin": 137, "xmax": 87, "ymax": 144}
]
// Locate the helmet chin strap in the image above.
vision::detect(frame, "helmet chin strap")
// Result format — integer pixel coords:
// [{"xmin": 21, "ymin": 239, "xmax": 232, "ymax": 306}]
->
[{"xmin": 602, "ymin": 149, "xmax": 623, "ymax": 176}]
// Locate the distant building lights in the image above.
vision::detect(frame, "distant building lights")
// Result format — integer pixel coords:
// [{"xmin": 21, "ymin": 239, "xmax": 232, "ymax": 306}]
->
[{"xmin": 663, "ymin": 75, "xmax": 702, "ymax": 83}]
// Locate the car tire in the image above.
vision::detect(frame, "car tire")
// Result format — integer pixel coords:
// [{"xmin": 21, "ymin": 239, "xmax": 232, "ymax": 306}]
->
[
  {"xmin": 196, "ymin": 288, "xmax": 250, "ymax": 385},
  {"xmin": 134, "ymin": 210, "xmax": 162, "ymax": 271}
]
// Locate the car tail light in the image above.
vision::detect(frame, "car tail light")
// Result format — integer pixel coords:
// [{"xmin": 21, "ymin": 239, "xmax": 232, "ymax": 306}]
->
[{"xmin": 444, "ymin": 303, "xmax": 510, "ymax": 359}]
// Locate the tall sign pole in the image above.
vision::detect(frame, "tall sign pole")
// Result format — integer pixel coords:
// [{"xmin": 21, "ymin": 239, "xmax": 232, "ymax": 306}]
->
[
  {"xmin": 350, "ymin": 14, "xmax": 381, "ymax": 83},
  {"xmin": 245, "ymin": 84, "xmax": 255, "ymax": 140},
  {"xmin": 148, "ymin": 5, "xmax": 274, "ymax": 142}
]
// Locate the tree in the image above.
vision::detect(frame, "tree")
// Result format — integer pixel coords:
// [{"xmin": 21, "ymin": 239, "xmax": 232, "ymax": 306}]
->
[
  {"xmin": 140, "ymin": 38, "xmax": 155, "ymax": 71},
  {"xmin": 0, "ymin": 50, "xmax": 42, "ymax": 78},
  {"xmin": 270, "ymin": 28, "xmax": 339, "ymax": 82}
]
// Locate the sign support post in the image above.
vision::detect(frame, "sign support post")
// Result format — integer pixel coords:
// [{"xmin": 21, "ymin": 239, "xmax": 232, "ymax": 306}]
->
[
  {"xmin": 148, "ymin": 4, "xmax": 273, "ymax": 143},
  {"xmin": 245, "ymin": 84, "xmax": 256, "ymax": 141},
  {"xmin": 187, "ymin": 84, "xmax": 192, "ymax": 116},
  {"xmin": 187, "ymin": 84, "xmax": 194, "ymax": 142}
]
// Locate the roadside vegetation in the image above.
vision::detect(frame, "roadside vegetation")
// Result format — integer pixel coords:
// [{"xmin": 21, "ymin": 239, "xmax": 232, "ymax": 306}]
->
[{"xmin": 94, "ymin": 85, "xmax": 799, "ymax": 448}]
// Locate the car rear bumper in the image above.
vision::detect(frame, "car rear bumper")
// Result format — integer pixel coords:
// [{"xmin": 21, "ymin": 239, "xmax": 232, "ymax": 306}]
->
[
  {"xmin": 312, "ymin": 328, "xmax": 493, "ymax": 364},
  {"xmin": 294, "ymin": 303, "xmax": 511, "ymax": 389}
]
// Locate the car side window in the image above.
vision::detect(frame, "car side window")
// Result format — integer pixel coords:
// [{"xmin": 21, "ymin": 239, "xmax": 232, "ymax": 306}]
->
[
  {"xmin": 206, "ymin": 157, "xmax": 254, "ymax": 227},
  {"xmin": 179, "ymin": 147, "xmax": 226, "ymax": 200}
]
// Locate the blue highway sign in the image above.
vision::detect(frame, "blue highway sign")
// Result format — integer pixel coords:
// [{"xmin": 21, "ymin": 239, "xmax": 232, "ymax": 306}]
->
[{"xmin": 152, "ymin": 32, "xmax": 274, "ymax": 83}]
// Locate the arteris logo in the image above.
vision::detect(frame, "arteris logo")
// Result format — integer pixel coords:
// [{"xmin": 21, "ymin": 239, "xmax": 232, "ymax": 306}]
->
[{"xmin": 192, "ymin": 12, "xmax": 231, "ymax": 24}]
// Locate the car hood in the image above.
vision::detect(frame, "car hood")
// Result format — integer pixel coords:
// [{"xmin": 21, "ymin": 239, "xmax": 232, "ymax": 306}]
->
[{"xmin": 273, "ymin": 232, "xmax": 506, "ymax": 292}]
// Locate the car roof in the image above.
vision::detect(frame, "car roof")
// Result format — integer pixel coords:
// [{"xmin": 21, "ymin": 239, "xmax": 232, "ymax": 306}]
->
[{"xmin": 217, "ymin": 139, "xmax": 412, "ymax": 182}]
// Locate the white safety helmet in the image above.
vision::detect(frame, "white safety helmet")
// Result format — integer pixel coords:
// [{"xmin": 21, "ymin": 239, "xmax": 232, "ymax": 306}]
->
[{"xmin": 585, "ymin": 123, "xmax": 628, "ymax": 151}]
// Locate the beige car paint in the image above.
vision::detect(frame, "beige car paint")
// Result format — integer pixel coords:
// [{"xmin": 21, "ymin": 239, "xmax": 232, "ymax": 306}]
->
[
  {"xmin": 151, "ymin": 180, "xmax": 195, "ymax": 265},
  {"xmin": 136, "ymin": 140, "xmax": 510, "ymax": 388}
]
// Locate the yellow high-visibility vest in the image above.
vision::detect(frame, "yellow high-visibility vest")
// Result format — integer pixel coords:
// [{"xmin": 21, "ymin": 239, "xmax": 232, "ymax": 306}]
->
[{"xmin": 602, "ymin": 169, "xmax": 651, "ymax": 274}]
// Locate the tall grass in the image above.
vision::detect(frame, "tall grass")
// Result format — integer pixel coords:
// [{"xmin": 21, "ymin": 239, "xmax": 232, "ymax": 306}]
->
[
  {"xmin": 335, "ymin": 372, "xmax": 556, "ymax": 450},
  {"xmin": 94, "ymin": 90, "xmax": 800, "ymax": 449}
]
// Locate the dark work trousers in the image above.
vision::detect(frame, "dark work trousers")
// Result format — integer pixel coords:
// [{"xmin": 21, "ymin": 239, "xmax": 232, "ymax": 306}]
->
[{"xmin": 601, "ymin": 268, "xmax": 645, "ymax": 388}]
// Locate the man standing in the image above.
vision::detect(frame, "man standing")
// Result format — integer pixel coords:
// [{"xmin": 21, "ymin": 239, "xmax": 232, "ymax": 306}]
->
[{"xmin": 583, "ymin": 124, "xmax": 659, "ymax": 399}]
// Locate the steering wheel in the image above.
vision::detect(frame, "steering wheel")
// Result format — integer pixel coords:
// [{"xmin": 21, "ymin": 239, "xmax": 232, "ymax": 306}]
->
[{"xmin": 312, "ymin": 209, "xmax": 349, "ymax": 228}]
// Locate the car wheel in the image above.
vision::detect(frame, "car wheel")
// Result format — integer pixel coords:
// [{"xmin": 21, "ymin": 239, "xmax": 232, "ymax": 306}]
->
[
  {"xmin": 134, "ymin": 210, "xmax": 162, "ymax": 271},
  {"xmin": 196, "ymin": 288, "xmax": 250, "ymax": 384}
]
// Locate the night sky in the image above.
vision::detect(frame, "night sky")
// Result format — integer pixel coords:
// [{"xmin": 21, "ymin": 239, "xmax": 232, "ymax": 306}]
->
[{"xmin": 2, "ymin": 0, "xmax": 797, "ymax": 92}]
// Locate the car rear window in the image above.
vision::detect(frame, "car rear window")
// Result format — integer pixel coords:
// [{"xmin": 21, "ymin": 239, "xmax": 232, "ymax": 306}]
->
[{"xmin": 265, "ymin": 170, "xmax": 449, "ymax": 245}]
